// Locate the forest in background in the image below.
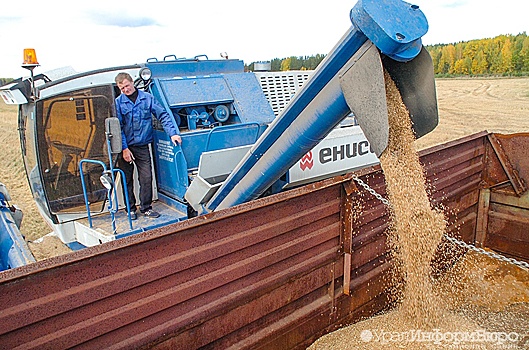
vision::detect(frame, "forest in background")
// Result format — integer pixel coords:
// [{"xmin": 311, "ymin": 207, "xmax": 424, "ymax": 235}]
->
[
  {"xmin": 246, "ymin": 32, "xmax": 529, "ymax": 77},
  {"xmin": 1, "ymin": 33, "xmax": 528, "ymax": 83}
]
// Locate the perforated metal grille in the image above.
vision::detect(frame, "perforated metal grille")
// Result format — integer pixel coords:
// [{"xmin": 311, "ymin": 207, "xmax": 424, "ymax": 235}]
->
[{"xmin": 254, "ymin": 71, "xmax": 313, "ymax": 116}]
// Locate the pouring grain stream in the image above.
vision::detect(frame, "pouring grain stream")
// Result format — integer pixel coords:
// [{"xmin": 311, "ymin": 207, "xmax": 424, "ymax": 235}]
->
[
  {"xmin": 309, "ymin": 72, "xmax": 528, "ymax": 349},
  {"xmin": 377, "ymin": 70, "xmax": 447, "ymax": 328}
]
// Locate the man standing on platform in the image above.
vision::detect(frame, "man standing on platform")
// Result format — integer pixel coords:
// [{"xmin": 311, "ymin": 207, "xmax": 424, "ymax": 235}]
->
[{"xmin": 114, "ymin": 72, "xmax": 182, "ymax": 219}]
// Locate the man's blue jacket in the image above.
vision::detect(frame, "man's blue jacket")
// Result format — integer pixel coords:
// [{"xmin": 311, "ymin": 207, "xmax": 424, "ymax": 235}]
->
[{"xmin": 115, "ymin": 89, "xmax": 179, "ymax": 150}]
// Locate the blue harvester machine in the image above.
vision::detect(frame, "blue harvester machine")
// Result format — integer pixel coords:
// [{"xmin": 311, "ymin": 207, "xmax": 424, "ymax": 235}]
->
[{"xmin": 0, "ymin": 0, "xmax": 437, "ymax": 254}]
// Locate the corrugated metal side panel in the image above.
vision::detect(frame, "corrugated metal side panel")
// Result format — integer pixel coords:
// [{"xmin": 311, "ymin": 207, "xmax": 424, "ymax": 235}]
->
[
  {"xmin": 483, "ymin": 133, "xmax": 529, "ymax": 263},
  {"xmin": 0, "ymin": 182, "xmax": 343, "ymax": 350},
  {"xmin": 0, "ymin": 132, "xmax": 495, "ymax": 349},
  {"xmin": 419, "ymin": 134, "xmax": 487, "ymax": 273},
  {"xmin": 420, "ymin": 133, "xmax": 486, "ymax": 243},
  {"xmin": 348, "ymin": 204, "xmax": 395, "ymax": 325},
  {"xmin": 487, "ymin": 194, "xmax": 529, "ymax": 262},
  {"xmin": 487, "ymin": 133, "xmax": 529, "ymax": 186}
]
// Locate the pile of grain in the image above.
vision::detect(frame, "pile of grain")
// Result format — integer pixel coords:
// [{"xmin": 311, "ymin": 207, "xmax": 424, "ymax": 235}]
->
[{"xmin": 309, "ymin": 72, "xmax": 528, "ymax": 349}]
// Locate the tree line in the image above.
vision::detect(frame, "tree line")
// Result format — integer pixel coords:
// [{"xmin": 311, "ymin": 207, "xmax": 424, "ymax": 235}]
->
[
  {"xmin": 246, "ymin": 54, "xmax": 326, "ymax": 72},
  {"xmin": 3, "ymin": 33, "xmax": 528, "ymax": 83},
  {"xmin": 429, "ymin": 32, "xmax": 529, "ymax": 76},
  {"xmin": 246, "ymin": 32, "xmax": 529, "ymax": 77}
]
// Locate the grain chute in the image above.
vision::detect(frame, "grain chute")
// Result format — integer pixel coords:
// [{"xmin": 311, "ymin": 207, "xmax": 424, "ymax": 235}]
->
[{"xmin": 206, "ymin": 0, "xmax": 438, "ymax": 211}]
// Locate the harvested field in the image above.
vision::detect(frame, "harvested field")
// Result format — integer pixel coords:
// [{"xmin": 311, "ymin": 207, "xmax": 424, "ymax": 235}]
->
[
  {"xmin": 0, "ymin": 101, "xmax": 50, "ymax": 242},
  {"xmin": 416, "ymin": 77, "xmax": 529, "ymax": 149},
  {"xmin": 1, "ymin": 77, "xmax": 529, "ymax": 247}
]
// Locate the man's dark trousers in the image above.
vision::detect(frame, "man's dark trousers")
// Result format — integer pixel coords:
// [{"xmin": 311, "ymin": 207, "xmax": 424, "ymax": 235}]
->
[{"xmin": 118, "ymin": 144, "xmax": 154, "ymax": 213}]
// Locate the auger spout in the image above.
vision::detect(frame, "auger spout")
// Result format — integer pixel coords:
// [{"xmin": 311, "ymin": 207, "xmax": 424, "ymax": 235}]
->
[{"xmin": 206, "ymin": 0, "xmax": 438, "ymax": 212}]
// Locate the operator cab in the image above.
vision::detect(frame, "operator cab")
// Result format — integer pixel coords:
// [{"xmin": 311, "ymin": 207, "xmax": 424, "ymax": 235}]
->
[{"xmin": 1, "ymin": 50, "xmax": 275, "ymax": 248}]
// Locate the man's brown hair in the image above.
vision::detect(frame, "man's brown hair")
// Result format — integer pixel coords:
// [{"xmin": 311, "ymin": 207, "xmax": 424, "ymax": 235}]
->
[{"xmin": 115, "ymin": 72, "xmax": 133, "ymax": 84}]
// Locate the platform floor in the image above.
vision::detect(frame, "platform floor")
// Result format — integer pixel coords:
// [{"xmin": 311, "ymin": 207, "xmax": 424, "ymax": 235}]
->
[{"xmin": 79, "ymin": 200, "xmax": 187, "ymax": 240}]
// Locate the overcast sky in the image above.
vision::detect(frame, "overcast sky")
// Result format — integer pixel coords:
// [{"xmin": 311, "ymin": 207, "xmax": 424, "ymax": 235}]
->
[{"xmin": 0, "ymin": 0, "xmax": 527, "ymax": 78}]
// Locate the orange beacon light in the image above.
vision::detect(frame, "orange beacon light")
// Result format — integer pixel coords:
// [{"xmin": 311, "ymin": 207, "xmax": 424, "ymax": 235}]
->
[
  {"xmin": 22, "ymin": 48, "xmax": 40, "ymax": 100},
  {"xmin": 22, "ymin": 48, "xmax": 39, "ymax": 67}
]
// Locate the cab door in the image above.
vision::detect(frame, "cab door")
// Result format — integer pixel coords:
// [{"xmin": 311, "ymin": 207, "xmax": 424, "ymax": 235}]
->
[{"xmin": 35, "ymin": 85, "xmax": 115, "ymax": 218}]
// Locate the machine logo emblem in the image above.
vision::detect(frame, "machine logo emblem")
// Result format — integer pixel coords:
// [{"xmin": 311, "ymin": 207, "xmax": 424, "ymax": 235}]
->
[{"xmin": 300, "ymin": 151, "xmax": 314, "ymax": 171}]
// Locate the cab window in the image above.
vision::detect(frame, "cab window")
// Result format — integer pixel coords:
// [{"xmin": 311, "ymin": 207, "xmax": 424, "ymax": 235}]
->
[{"xmin": 36, "ymin": 85, "xmax": 116, "ymax": 214}]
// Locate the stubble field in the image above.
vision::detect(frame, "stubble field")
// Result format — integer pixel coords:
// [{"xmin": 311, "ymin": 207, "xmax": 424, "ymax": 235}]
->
[{"xmin": 1, "ymin": 77, "xmax": 529, "ymax": 253}]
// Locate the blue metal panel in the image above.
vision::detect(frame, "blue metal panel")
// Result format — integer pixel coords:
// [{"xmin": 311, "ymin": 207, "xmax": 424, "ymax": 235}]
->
[
  {"xmin": 223, "ymin": 73, "xmax": 276, "ymax": 124},
  {"xmin": 180, "ymin": 124, "xmax": 266, "ymax": 170},
  {"xmin": 350, "ymin": 0, "xmax": 428, "ymax": 61},
  {"xmin": 180, "ymin": 132, "xmax": 209, "ymax": 170},
  {"xmin": 0, "ymin": 197, "xmax": 35, "ymax": 271},
  {"xmin": 146, "ymin": 59, "xmax": 245, "ymax": 78},
  {"xmin": 153, "ymin": 130, "xmax": 188, "ymax": 200},
  {"xmin": 158, "ymin": 76, "xmax": 234, "ymax": 108},
  {"xmin": 203, "ymin": 123, "xmax": 263, "ymax": 152}
]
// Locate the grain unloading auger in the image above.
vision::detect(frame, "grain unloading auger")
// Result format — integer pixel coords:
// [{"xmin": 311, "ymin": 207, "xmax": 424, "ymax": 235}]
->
[{"xmin": 205, "ymin": 0, "xmax": 438, "ymax": 212}]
